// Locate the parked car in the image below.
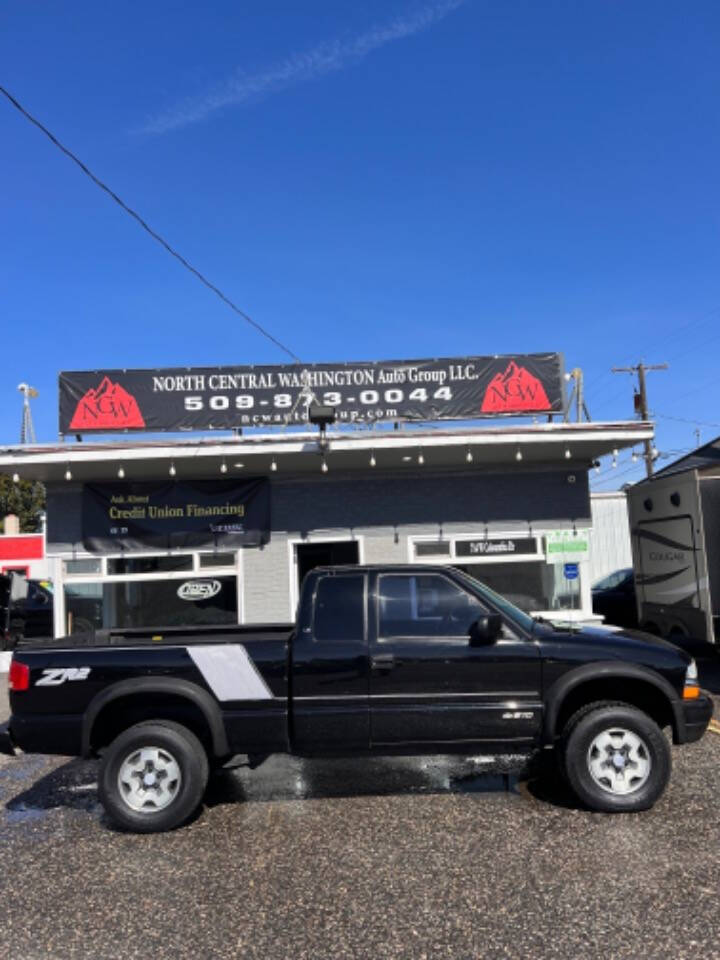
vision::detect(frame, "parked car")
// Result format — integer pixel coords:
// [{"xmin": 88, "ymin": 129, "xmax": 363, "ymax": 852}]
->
[
  {"xmin": 592, "ymin": 568, "xmax": 638, "ymax": 629},
  {"xmin": 0, "ymin": 574, "xmax": 53, "ymax": 648},
  {"xmin": 1, "ymin": 564, "xmax": 712, "ymax": 831}
]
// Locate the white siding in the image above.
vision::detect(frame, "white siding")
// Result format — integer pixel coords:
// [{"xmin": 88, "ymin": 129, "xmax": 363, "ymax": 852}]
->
[{"xmin": 589, "ymin": 492, "xmax": 633, "ymax": 586}]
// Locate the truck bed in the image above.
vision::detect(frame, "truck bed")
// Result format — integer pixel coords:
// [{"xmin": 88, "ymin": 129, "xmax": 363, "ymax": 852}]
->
[{"xmin": 14, "ymin": 622, "xmax": 294, "ymax": 650}]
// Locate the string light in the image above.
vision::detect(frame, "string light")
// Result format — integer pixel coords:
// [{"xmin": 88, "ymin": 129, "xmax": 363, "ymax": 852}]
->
[
  {"xmin": 169, "ymin": 462, "xmax": 176, "ymax": 477},
  {"xmin": 515, "ymin": 448, "xmax": 523, "ymax": 462},
  {"xmin": 369, "ymin": 451, "xmax": 376, "ymax": 467},
  {"xmin": 220, "ymin": 460, "xmax": 228, "ymax": 474},
  {"xmin": 564, "ymin": 448, "xmax": 571, "ymax": 460},
  {"xmin": 270, "ymin": 459, "xmax": 277, "ymax": 472},
  {"xmin": 417, "ymin": 450, "xmax": 425, "ymax": 465},
  {"xmin": 321, "ymin": 457, "xmax": 329, "ymax": 474},
  {"xmin": 64, "ymin": 466, "xmax": 73, "ymax": 481},
  {"xmin": 12, "ymin": 473, "xmax": 20, "ymax": 484},
  {"xmin": 117, "ymin": 465, "xmax": 125, "ymax": 479},
  {"xmin": 466, "ymin": 448, "xmax": 473, "ymax": 463}
]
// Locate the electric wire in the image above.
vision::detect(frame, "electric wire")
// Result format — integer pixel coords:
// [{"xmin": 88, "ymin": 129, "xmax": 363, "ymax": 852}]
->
[
  {"xmin": 656, "ymin": 413, "xmax": 720, "ymax": 430},
  {"xmin": 0, "ymin": 83, "xmax": 301, "ymax": 364}
]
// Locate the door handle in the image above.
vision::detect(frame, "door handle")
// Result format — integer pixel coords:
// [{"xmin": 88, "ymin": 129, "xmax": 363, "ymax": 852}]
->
[{"xmin": 371, "ymin": 653, "xmax": 396, "ymax": 671}]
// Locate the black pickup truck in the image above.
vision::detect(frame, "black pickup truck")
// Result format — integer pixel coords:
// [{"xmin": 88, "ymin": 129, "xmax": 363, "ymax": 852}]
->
[{"xmin": 1, "ymin": 565, "xmax": 713, "ymax": 832}]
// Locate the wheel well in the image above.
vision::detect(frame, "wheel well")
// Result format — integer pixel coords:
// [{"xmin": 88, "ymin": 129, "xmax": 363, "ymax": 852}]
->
[
  {"xmin": 554, "ymin": 678, "xmax": 675, "ymax": 740},
  {"xmin": 89, "ymin": 693, "xmax": 215, "ymax": 756}
]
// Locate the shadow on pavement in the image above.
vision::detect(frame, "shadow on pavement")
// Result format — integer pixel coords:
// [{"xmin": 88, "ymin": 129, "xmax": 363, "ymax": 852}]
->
[
  {"xmin": 203, "ymin": 753, "xmax": 539, "ymax": 810},
  {"xmin": 4, "ymin": 754, "xmax": 541, "ymax": 823},
  {"xmin": 3, "ymin": 757, "xmax": 100, "ymax": 822}
]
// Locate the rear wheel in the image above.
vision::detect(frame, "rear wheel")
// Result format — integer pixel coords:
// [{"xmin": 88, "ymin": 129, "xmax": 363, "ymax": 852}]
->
[
  {"xmin": 561, "ymin": 702, "xmax": 671, "ymax": 812},
  {"xmin": 99, "ymin": 721, "xmax": 209, "ymax": 832}
]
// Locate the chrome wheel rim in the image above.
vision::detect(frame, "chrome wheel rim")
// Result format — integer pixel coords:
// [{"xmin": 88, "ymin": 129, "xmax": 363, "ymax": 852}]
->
[
  {"xmin": 587, "ymin": 727, "xmax": 651, "ymax": 796},
  {"xmin": 118, "ymin": 746, "xmax": 182, "ymax": 813}
]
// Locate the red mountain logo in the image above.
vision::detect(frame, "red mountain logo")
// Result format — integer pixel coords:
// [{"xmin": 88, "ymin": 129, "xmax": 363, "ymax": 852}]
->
[
  {"xmin": 481, "ymin": 361, "xmax": 551, "ymax": 413},
  {"xmin": 69, "ymin": 377, "xmax": 145, "ymax": 430}
]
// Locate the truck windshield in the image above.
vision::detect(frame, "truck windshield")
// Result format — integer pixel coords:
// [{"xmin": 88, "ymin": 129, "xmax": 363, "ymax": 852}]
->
[{"xmin": 452, "ymin": 568, "xmax": 536, "ymax": 633}]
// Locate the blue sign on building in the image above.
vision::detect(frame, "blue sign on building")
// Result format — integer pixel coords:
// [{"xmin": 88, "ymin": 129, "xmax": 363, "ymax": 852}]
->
[{"xmin": 563, "ymin": 562, "xmax": 579, "ymax": 580}]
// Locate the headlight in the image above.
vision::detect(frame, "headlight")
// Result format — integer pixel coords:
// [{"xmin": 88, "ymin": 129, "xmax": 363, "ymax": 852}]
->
[{"xmin": 683, "ymin": 659, "xmax": 700, "ymax": 699}]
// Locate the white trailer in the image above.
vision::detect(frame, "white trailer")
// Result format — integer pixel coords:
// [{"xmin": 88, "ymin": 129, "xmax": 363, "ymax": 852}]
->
[{"xmin": 627, "ymin": 439, "xmax": 720, "ymax": 643}]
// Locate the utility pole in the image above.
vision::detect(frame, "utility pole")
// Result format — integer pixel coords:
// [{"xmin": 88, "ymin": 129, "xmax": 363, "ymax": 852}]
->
[
  {"xmin": 611, "ymin": 363, "xmax": 668, "ymax": 477},
  {"xmin": 563, "ymin": 368, "xmax": 592, "ymax": 423}
]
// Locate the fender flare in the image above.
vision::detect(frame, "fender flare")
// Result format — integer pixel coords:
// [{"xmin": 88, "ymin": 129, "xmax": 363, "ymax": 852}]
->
[
  {"xmin": 81, "ymin": 677, "xmax": 229, "ymax": 758},
  {"xmin": 542, "ymin": 661, "xmax": 680, "ymax": 745}
]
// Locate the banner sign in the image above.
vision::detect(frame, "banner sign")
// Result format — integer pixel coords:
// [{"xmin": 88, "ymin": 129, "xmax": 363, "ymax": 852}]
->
[
  {"xmin": 455, "ymin": 537, "xmax": 539, "ymax": 558},
  {"xmin": 59, "ymin": 353, "xmax": 565, "ymax": 434},
  {"xmin": 545, "ymin": 531, "xmax": 590, "ymax": 564},
  {"xmin": 82, "ymin": 479, "xmax": 270, "ymax": 551}
]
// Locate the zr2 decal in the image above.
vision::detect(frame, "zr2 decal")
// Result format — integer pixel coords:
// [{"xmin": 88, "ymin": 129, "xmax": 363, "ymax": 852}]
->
[{"xmin": 36, "ymin": 667, "xmax": 92, "ymax": 687}]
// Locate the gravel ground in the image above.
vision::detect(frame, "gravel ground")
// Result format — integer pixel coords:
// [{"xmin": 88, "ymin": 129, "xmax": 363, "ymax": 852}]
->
[{"xmin": 1, "ymin": 683, "xmax": 719, "ymax": 960}]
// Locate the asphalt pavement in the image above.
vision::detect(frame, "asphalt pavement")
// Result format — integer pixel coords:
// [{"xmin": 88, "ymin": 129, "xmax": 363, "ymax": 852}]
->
[{"xmin": 1, "ymin": 681, "xmax": 720, "ymax": 960}]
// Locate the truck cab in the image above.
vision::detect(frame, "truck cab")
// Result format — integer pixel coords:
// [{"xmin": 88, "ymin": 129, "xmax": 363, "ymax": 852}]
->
[{"xmin": 291, "ymin": 566, "xmax": 541, "ymax": 753}]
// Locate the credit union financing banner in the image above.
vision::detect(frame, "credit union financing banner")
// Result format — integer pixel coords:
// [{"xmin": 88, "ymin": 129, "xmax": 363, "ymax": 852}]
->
[
  {"xmin": 59, "ymin": 353, "xmax": 565, "ymax": 433},
  {"xmin": 82, "ymin": 479, "xmax": 270, "ymax": 551}
]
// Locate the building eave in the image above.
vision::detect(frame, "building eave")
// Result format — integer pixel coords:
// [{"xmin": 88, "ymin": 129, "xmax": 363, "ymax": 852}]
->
[{"xmin": 0, "ymin": 421, "xmax": 654, "ymax": 483}]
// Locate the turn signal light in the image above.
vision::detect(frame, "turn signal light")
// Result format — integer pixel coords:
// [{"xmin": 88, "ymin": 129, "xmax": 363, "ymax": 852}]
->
[
  {"xmin": 683, "ymin": 684, "xmax": 701, "ymax": 700},
  {"xmin": 8, "ymin": 660, "xmax": 30, "ymax": 692}
]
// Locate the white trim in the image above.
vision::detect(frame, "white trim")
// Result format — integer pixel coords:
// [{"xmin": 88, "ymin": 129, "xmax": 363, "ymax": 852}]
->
[
  {"xmin": 237, "ymin": 548, "xmax": 245, "ymax": 625},
  {"xmin": 52, "ymin": 554, "xmax": 66, "ymax": 638},
  {"xmin": 0, "ymin": 421, "xmax": 654, "ymax": 458},
  {"xmin": 287, "ymin": 534, "xmax": 366, "ymax": 620},
  {"xmin": 408, "ymin": 532, "xmax": 545, "ymax": 564}
]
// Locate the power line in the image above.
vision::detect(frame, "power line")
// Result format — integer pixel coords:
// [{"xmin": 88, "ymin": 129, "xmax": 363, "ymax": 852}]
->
[
  {"xmin": 656, "ymin": 412, "xmax": 720, "ymax": 430},
  {"xmin": 0, "ymin": 84, "xmax": 301, "ymax": 365}
]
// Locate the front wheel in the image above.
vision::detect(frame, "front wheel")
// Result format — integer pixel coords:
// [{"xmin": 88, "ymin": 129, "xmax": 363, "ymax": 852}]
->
[
  {"xmin": 98, "ymin": 721, "xmax": 209, "ymax": 832},
  {"xmin": 561, "ymin": 702, "xmax": 671, "ymax": 812}
]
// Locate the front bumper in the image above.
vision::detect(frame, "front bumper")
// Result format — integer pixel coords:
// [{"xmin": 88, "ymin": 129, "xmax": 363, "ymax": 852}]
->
[
  {"xmin": 0, "ymin": 721, "xmax": 16, "ymax": 756},
  {"xmin": 672, "ymin": 692, "xmax": 714, "ymax": 744}
]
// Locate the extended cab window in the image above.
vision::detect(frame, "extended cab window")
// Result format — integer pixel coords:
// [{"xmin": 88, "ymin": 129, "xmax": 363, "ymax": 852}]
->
[
  {"xmin": 313, "ymin": 575, "xmax": 365, "ymax": 643},
  {"xmin": 378, "ymin": 574, "xmax": 487, "ymax": 639}
]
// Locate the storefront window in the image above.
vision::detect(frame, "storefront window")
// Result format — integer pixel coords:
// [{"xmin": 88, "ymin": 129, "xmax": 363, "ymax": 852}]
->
[
  {"xmin": 199, "ymin": 553, "xmax": 236, "ymax": 568},
  {"xmin": 107, "ymin": 555, "xmax": 193, "ymax": 575},
  {"xmin": 414, "ymin": 541, "xmax": 451, "ymax": 557},
  {"xmin": 64, "ymin": 558, "xmax": 102, "ymax": 576},
  {"xmin": 65, "ymin": 575, "xmax": 238, "ymax": 633},
  {"xmin": 454, "ymin": 562, "xmax": 580, "ymax": 613}
]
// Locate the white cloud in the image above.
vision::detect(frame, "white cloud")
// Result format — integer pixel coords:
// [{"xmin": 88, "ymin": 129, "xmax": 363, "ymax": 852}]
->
[{"xmin": 139, "ymin": 0, "xmax": 466, "ymax": 134}]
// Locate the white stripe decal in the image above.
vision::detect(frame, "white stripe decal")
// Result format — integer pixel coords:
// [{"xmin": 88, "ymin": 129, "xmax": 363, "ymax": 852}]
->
[{"xmin": 188, "ymin": 644, "xmax": 274, "ymax": 701}]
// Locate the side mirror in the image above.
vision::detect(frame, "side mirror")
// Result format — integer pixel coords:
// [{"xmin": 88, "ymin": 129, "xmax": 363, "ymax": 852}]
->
[{"xmin": 471, "ymin": 613, "xmax": 503, "ymax": 644}]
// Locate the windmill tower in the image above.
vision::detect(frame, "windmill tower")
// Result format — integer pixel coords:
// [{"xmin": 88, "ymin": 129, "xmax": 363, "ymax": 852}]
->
[{"xmin": 18, "ymin": 382, "xmax": 38, "ymax": 444}]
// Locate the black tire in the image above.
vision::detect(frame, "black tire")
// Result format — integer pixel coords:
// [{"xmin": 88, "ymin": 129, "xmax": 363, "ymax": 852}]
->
[
  {"xmin": 560, "ymin": 701, "xmax": 671, "ymax": 813},
  {"xmin": 98, "ymin": 720, "xmax": 209, "ymax": 833}
]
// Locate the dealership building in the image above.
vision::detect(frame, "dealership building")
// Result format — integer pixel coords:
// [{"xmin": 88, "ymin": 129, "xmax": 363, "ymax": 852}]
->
[{"xmin": 0, "ymin": 355, "xmax": 651, "ymax": 637}]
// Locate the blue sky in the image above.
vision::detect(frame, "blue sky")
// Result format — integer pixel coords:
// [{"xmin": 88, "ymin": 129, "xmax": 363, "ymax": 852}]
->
[{"xmin": 1, "ymin": 0, "xmax": 719, "ymax": 488}]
